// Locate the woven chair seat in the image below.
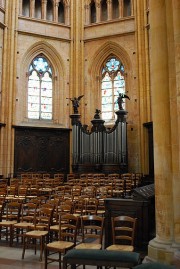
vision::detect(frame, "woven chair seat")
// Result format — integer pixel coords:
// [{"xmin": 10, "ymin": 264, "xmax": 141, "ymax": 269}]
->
[
  {"xmin": 106, "ymin": 244, "xmax": 134, "ymax": 251},
  {"xmin": 75, "ymin": 243, "xmax": 102, "ymax": 249},
  {"xmin": 25, "ymin": 230, "xmax": 48, "ymax": 237},
  {"xmin": 0, "ymin": 221, "xmax": 17, "ymax": 225},
  {"xmin": 47, "ymin": 240, "xmax": 74, "ymax": 251}
]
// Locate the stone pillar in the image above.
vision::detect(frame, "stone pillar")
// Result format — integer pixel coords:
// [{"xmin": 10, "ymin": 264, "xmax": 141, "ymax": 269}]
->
[
  {"xmin": 172, "ymin": 2, "xmax": 180, "ymax": 258},
  {"xmin": 147, "ymin": 0, "xmax": 180, "ymax": 264},
  {"xmin": 54, "ymin": 0, "xmax": 59, "ymax": 22},
  {"xmin": 107, "ymin": 0, "xmax": 112, "ymax": 20},
  {"xmin": 30, "ymin": 0, "xmax": 35, "ymax": 18},
  {"xmin": 19, "ymin": 0, "xmax": 22, "ymax": 14},
  {"xmin": 84, "ymin": 3, "xmax": 90, "ymax": 25},
  {"xmin": 96, "ymin": 0, "xmax": 101, "ymax": 22},
  {"xmin": 135, "ymin": 0, "xmax": 151, "ymax": 175},
  {"xmin": 64, "ymin": 0, "xmax": 70, "ymax": 25},
  {"xmin": 42, "ymin": 0, "xmax": 47, "ymax": 20},
  {"xmin": 119, "ymin": 0, "xmax": 123, "ymax": 18},
  {"xmin": 0, "ymin": 0, "xmax": 19, "ymax": 177},
  {"xmin": 131, "ymin": 0, "xmax": 134, "ymax": 16}
]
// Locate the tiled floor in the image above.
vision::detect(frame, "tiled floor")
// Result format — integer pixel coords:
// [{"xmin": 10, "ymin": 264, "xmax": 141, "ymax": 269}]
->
[
  {"xmin": 0, "ymin": 243, "xmax": 146, "ymax": 269},
  {"xmin": 0, "ymin": 242, "xmax": 58, "ymax": 269}
]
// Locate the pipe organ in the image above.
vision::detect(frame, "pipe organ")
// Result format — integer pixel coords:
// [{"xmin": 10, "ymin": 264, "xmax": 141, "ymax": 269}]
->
[{"xmin": 70, "ymin": 109, "xmax": 128, "ymax": 174}]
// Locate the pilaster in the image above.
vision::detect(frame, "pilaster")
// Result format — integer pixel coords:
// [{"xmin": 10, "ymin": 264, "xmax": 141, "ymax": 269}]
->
[{"xmin": 0, "ymin": 0, "xmax": 19, "ymax": 177}]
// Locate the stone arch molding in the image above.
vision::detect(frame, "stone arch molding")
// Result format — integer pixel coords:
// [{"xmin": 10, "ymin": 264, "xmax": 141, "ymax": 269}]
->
[
  {"xmin": 21, "ymin": 40, "xmax": 65, "ymax": 77},
  {"xmin": 90, "ymin": 41, "xmax": 132, "ymax": 78}
]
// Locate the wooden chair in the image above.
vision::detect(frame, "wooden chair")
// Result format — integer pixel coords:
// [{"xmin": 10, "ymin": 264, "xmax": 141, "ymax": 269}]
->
[
  {"xmin": 75, "ymin": 215, "xmax": 104, "ymax": 250},
  {"xmin": 0, "ymin": 201, "xmax": 22, "ymax": 246},
  {"xmin": 85, "ymin": 198, "xmax": 98, "ymax": 215},
  {"xmin": 22, "ymin": 206, "xmax": 53, "ymax": 261},
  {"xmin": 71, "ymin": 185, "xmax": 82, "ymax": 200},
  {"xmin": 112, "ymin": 179, "xmax": 125, "ymax": 197},
  {"xmin": 45, "ymin": 213, "xmax": 79, "ymax": 269},
  {"xmin": 106, "ymin": 215, "xmax": 137, "ymax": 252},
  {"xmin": 13, "ymin": 202, "xmax": 38, "ymax": 244},
  {"xmin": 50, "ymin": 203, "xmax": 72, "ymax": 239}
]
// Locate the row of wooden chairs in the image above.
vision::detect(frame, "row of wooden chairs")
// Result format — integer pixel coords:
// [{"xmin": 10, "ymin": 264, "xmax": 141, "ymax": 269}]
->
[{"xmin": 0, "ymin": 192, "xmax": 137, "ymax": 266}]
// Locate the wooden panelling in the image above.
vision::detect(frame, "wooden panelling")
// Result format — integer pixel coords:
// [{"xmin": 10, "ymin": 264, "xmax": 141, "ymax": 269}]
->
[{"xmin": 13, "ymin": 126, "xmax": 70, "ymax": 177}]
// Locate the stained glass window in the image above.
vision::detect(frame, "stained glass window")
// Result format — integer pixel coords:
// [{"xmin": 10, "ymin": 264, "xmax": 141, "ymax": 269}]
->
[
  {"xmin": 28, "ymin": 56, "xmax": 53, "ymax": 120},
  {"xmin": 101, "ymin": 57, "xmax": 125, "ymax": 121}
]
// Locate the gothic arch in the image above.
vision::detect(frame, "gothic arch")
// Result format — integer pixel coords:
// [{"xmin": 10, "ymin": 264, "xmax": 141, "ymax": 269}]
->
[
  {"xmin": 90, "ymin": 41, "xmax": 132, "ymax": 77},
  {"xmin": 21, "ymin": 40, "xmax": 65, "ymax": 77},
  {"xmin": 90, "ymin": 41, "xmax": 132, "ymax": 92},
  {"xmin": 18, "ymin": 41, "xmax": 66, "ymax": 124},
  {"xmin": 86, "ymin": 41, "xmax": 133, "ymax": 121}
]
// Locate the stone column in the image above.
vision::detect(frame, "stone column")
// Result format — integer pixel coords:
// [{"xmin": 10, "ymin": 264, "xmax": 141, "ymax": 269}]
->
[
  {"xmin": 131, "ymin": 0, "xmax": 134, "ymax": 16},
  {"xmin": 0, "ymin": 0, "xmax": 19, "ymax": 177},
  {"xmin": 147, "ymin": 0, "xmax": 180, "ymax": 264},
  {"xmin": 64, "ymin": 0, "xmax": 70, "ymax": 25},
  {"xmin": 107, "ymin": 0, "xmax": 112, "ymax": 20},
  {"xmin": 54, "ymin": 0, "xmax": 59, "ymax": 22},
  {"xmin": 84, "ymin": 3, "xmax": 90, "ymax": 25},
  {"xmin": 19, "ymin": 0, "xmax": 22, "ymax": 14},
  {"xmin": 119, "ymin": 0, "xmax": 123, "ymax": 18},
  {"xmin": 96, "ymin": 0, "xmax": 101, "ymax": 22},
  {"xmin": 42, "ymin": 0, "xmax": 47, "ymax": 20},
  {"xmin": 30, "ymin": 0, "xmax": 35, "ymax": 18}
]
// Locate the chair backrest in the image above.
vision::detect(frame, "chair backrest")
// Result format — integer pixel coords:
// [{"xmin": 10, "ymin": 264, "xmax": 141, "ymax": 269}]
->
[
  {"xmin": 0, "ymin": 200, "xmax": 5, "ymax": 221},
  {"xmin": 111, "ymin": 215, "xmax": 137, "ymax": 246},
  {"xmin": 73, "ymin": 197, "xmax": 85, "ymax": 215},
  {"xmin": 34, "ymin": 207, "xmax": 54, "ymax": 230},
  {"xmin": 6, "ymin": 201, "xmax": 22, "ymax": 222},
  {"xmin": 85, "ymin": 198, "xmax": 98, "ymax": 215},
  {"xmin": 59, "ymin": 213, "xmax": 79, "ymax": 245},
  {"xmin": 81, "ymin": 215, "xmax": 104, "ymax": 245},
  {"xmin": 21, "ymin": 202, "xmax": 38, "ymax": 223}
]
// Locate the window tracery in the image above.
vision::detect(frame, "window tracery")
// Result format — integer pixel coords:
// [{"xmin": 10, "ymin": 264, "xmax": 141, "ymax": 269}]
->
[
  {"xmin": 27, "ymin": 55, "xmax": 53, "ymax": 120},
  {"xmin": 101, "ymin": 57, "xmax": 126, "ymax": 121}
]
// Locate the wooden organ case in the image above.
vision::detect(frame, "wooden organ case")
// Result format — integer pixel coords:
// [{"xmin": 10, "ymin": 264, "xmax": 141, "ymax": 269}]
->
[{"xmin": 70, "ymin": 108, "xmax": 129, "ymax": 174}]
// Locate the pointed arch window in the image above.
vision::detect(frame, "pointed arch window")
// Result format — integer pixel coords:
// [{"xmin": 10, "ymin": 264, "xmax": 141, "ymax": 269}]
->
[
  {"xmin": 47, "ymin": 0, "xmax": 53, "ymax": 21},
  {"xmin": 58, "ymin": 1, "xmax": 65, "ymax": 23},
  {"xmin": 101, "ymin": 0, "xmax": 107, "ymax": 21},
  {"xmin": 22, "ymin": 0, "xmax": 30, "ymax": 16},
  {"xmin": 90, "ymin": 1, "xmax": 96, "ymax": 23},
  {"xmin": 35, "ymin": 0, "xmax": 41, "ymax": 19},
  {"xmin": 101, "ymin": 57, "xmax": 126, "ymax": 121},
  {"xmin": 28, "ymin": 55, "xmax": 53, "ymax": 120}
]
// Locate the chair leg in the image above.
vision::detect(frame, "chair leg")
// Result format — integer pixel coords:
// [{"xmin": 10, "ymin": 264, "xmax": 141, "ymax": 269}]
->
[
  {"xmin": 22, "ymin": 236, "xmax": 26, "ymax": 259},
  {"xmin": 59, "ymin": 252, "xmax": 62, "ymax": 269},
  {"xmin": 44, "ymin": 244, "xmax": 48, "ymax": 269},
  {"xmin": 40, "ymin": 237, "xmax": 43, "ymax": 261},
  {"xmin": 10, "ymin": 225, "xmax": 13, "ymax": 246}
]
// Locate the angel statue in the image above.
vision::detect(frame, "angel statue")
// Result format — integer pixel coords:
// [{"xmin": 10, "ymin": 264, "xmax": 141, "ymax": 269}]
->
[
  {"xmin": 94, "ymin": 109, "xmax": 101, "ymax": 119},
  {"xmin": 117, "ymin": 92, "xmax": 130, "ymax": 110},
  {"xmin": 66, "ymin": 95, "xmax": 84, "ymax": 114}
]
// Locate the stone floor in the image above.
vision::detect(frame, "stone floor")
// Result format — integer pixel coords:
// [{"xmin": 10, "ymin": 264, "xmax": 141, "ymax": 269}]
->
[{"xmin": 0, "ymin": 239, "xmax": 63, "ymax": 269}]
